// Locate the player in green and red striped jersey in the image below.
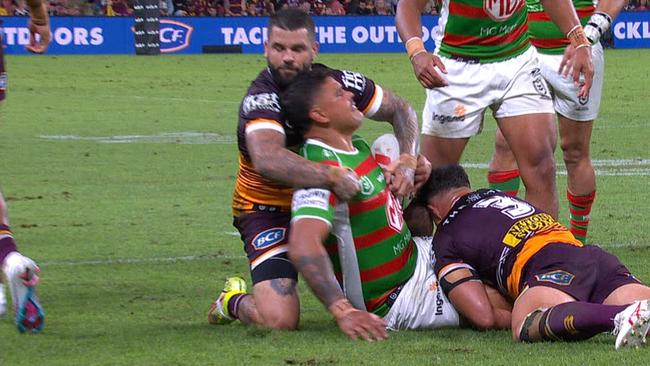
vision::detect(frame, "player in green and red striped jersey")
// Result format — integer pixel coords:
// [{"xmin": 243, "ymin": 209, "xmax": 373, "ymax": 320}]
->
[
  {"xmin": 396, "ymin": 0, "xmax": 595, "ymax": 220},
  {"xmin": 488, "ymin": 0, "xmax": 627, "ymax": 243},
  {"xmin": 281, "ymin": 67, "xmax": 512, "ymax": 341}
]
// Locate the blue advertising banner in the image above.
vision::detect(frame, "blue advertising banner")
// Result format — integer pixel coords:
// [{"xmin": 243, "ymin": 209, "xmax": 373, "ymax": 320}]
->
[
  {"xmin": 0, "ymin": 16, "xmax": 440, "ymax": 55},
  {"xmin": 612, "ymin": 12, "xmax": 650, "ymax": 49}
]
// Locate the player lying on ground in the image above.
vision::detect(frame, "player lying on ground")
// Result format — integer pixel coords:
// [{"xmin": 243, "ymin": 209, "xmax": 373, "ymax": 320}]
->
[
  {"xmin": 415, "ymin": 164, "xmax": 650, "ymax": 349},
  {"xmin": 281, "ymin": 67, "xmax": 511, "ymax": 341}
]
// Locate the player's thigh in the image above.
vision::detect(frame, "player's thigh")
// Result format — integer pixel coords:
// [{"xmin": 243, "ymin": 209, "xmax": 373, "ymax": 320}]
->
[
  {"xmin": 603, "ymin": 284, "xmax": 650, "ymax": 306},
  {"xmin": 512, "ymin": 286, "xmax": 575, "ymax": 338},
  {"xmin": 252, "ymin": 278, "xmax": 300, "ymax": 328},
  {"xmin": 497, "ymin": 113, "xmax": 556, "ymax": 168},
  {"xmin": 420, "ymin": 135, "xmax": 469, "ymax": 168},
  {"xmin": 421, "ymin": 56, "xmax": 496, "ymax": 141},
  {"xmin": 539, "ymin": 44, "xmax": 604, "ymax": 123}
]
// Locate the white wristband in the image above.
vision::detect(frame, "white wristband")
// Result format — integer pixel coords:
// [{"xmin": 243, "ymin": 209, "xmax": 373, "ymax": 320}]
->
[{"xmin": 584, "ymin": 12, "xmax": 612, "ymax": 44}]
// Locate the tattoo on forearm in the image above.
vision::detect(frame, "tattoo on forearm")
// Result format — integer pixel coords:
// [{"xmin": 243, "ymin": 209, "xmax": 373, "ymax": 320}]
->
[
  {"xmin": 294, "ymin": 254, "xmax": 344, "ymax": 308},
  {"xmin": 253, "ymin": 138, "xmax": 331, "ymax": 188},
  {"xmin": 270, "ymin": 278, "xmax": 297, "ymax": 296},
  {"xmin": 371, "ymin": 90, "xmax": 419, "ymax": 156}
]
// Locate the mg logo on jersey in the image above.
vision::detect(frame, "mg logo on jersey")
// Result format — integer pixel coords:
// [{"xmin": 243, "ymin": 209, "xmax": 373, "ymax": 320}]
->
[
  {"xmin": 160, "ymin": 20, "xmax": 193, "ymax": 53},
  {"xmin": 483, "ymin": 0, "xmax": 522, "ymax": 22},
  {"xmin": 252, "ymin": 228, "xmax": 286, "ymax": 250}
]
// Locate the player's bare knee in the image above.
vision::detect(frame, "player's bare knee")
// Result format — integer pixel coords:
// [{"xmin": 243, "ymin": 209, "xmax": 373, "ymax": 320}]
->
[{"xmin": 261, "ymin": 310, "xmax": 299, "ymax": 330}]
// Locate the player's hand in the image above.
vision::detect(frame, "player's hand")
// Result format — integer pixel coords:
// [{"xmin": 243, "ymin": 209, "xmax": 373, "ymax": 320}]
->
[
  {"xmin": 410, "ymin": 52, "xmax": 448, "ymax": 89},
  {"xmin": 328, "ymin": 166, "xmax": 361, "ymax": 201},
  {"xmin": 384, "ymin": 154, "xmax": 417, "ymax": 199},
  {"xmin": 26, "ymin": 5, "xmax": 51, "ymax": 54},
  {"xmin": 335, "ymin": 308, "xmax": 388, "ymax": 342},
  {"xmin": 414, "ymin": 154, "xmax": 432, "ymax": 192},
  {"xmin": 559, "ymin": 44, "xmax": 593, "ymax": 98}
]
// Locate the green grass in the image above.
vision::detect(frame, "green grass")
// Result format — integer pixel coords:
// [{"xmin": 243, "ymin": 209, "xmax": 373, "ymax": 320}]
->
[{"xmin": 0, "ymin": 50, "xmax": 649, "ymax": 365}]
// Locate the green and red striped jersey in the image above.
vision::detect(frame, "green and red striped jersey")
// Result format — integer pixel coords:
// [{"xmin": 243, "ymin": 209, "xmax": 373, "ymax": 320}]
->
[
  {"xmin": 291, "ymin": 136, "xmax": 416, "ymax": 317},
  {"xmin": 527, "ymin": 0, "xmax": 595, "ymax": 55},
  {"xmin": 437, "ymin": 0, "xmax": 531, "ymax": 62}
]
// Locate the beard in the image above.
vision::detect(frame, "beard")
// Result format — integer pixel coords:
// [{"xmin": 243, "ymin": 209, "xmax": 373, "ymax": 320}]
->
[{"xmin": 268, "ymin": 62, "xmax": 308, "ymax": 89}]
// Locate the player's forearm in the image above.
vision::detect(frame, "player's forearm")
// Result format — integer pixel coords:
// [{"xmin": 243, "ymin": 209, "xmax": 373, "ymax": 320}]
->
[
  {"xmin": 288, "ymin": 239, "xmax": 346, "ymax": 309},
  {"xmin": 540, "ymin": 0, "xmax": 582, "ymax": 34},
  {"xmin": 248, "ymin": 132, "xmax": 332, "ymax": 189},
  {"xmin": 582, "ymin": 0, "xmax": 626, "ymax": 44},
  {"xmin": 371, "ymin": 90, "xmax": 419, "ymax": 156},
  {"xmin": 254, "ymin": 145, "xmax": 331, "ymax": 188},
  {"xmin": 396, "ymin": 0, "xmax": 428, "ymax": 41},
  {"xmin": 597, "ymin": 0, "xmax": 627, "ymax": 19},
  {"xmin": 26, "ymin": 0, "xmax": 49, "ymax": 25}
]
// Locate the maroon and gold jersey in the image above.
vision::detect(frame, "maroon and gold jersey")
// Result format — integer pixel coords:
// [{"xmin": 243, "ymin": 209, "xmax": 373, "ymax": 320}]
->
[
  {"xmin": 232, "ymin": 64, "xmax": 384, "ymax": 216},
  {"xmin": 433, "ymin": 189, "xmax": 582, "ymax": 300}
]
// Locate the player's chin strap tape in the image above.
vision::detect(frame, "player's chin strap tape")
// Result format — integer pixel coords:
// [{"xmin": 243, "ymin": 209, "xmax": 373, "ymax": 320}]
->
[{"xmin": 439, "ymin": 267, "xmax": 481, "ymax": 295}]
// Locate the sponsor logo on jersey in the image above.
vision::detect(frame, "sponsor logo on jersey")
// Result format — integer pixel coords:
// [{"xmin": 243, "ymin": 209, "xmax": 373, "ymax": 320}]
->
[
  {"xmin": 503, "ymin": 213, "xmax": 557, "ymax": 247},
  {"xmin": 0, "ymin": 72, "xmax": 6, "ymax": 90},
  {"xmin": 483, "ymin": 0, "xmax": 523, "ymax": 22},
  {"xmin": 535, "ymin": 270, "xmax": 575, "ymax": 286},
  {"xmin": 293, "ymin": 189, "xmax": 331, "ymax": 210},
  {"xmin": 359, "ymin": 176, "xmax": 375, "ymax": 195},
  {"xmin": 252, "ymin": 227, "xmax": 286, "ymax": 250},
  {"xmin": 242, "ymin": 92, "xmax": 281, "ymax": 115},
  {"xmin": 340, "ymin": 70, "xmax": 366, "ymax": 92},
  {"xmin": 159, "ymin": 20, "xmax": 193, "ymax": 53}
]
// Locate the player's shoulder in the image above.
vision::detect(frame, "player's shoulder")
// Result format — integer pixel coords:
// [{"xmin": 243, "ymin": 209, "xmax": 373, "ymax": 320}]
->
[
  {"xmin": 240, "ymin": 69, "xmax": 283, "ymax": 118},
  {"xmin": 300, "ymin": 139, "xmax": 341, "ymax": 165}
]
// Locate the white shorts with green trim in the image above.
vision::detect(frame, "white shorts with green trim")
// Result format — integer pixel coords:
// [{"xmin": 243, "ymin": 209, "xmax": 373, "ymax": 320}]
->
[
  {"xmin": 537, "ymin": 42, "xmax": 604, "ymax": 122},
  {"xmin": 384, "ymin": 236, "xmax": 460, "ymax": 330},
  {"xmin": 422, "ymin": 47, "xmax": 555, "ymax": 139}
]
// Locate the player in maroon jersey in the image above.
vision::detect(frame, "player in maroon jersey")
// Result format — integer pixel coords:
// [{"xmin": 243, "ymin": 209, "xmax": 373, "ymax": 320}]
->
[{"xmin": 416, "ymin": 165, "xmax": 650, "ymax": 348}]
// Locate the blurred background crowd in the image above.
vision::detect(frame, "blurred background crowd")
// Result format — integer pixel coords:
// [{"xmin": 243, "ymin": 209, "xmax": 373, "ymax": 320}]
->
[{"xmin": 0, "ymin": 0, "xmax": 647, "ymax": 17}]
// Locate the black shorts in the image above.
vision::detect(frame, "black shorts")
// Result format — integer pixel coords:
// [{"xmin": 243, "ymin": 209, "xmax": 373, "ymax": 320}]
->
[
  {"xmin": 521, "ymin": 243, "xmax": 641, "ymax": 303},
  {"xmin": 233, "ymin": 210, "xmax": 297, "ymax": 284}
]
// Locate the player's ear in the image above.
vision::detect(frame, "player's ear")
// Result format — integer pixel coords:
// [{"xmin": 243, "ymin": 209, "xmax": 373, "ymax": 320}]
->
[
  {"xmin": 426, "ymin": 200, "xmax": 442, "ymax": 225},
  {"xmin": 309, "ymin": 106, "xmax": 328, "ymax": 125},
  {"xmin": 263, "ymin": 40, "xmax": 269, "ymax": 58},
  {"xmin": 312, "ymin": 41, "xmax": 320, "ymax": 57}
]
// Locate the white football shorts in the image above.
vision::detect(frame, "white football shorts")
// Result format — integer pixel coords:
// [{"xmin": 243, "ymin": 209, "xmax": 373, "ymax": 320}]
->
[
  {"xmin": 384, "ymin": 236, "xmax": 460, "ymax": 330},
  {"xmin": 537, "ymin": 42, "xmax": 604, "ymax": 122},
  {"xmin": 422, "ymin": 46, "xmax": 555, "ymax": 138}
]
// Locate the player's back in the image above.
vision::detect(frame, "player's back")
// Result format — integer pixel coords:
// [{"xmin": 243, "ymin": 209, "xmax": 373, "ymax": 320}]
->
[{"xmin": 433, "ymin": 189, "xmax": 564, "ymax": 294}]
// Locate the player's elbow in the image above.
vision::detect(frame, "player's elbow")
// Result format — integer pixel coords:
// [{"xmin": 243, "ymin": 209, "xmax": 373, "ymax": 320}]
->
[{"xmin": 468, "ymin": 310, "xmax": 497, "ymax": 331}]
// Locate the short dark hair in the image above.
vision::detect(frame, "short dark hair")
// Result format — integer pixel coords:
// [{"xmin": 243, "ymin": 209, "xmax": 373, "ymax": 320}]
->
[
  {"xmin": 414, "ymin": 164, "xmax": 471, "ymax": 204},
  {"xmin": 281, "ymin": 66, "xmax": 332, "ymax": 141},
  {"xmin": 268, "ymin": 8, "xmax": 316, "ymax": 41}
]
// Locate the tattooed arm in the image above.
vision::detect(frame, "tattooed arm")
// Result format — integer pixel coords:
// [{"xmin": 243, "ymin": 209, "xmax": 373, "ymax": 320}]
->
[
  {"xmin": 288, "ymin": 218, "xmax": 388, "ymax": 341},
  {"xmin": 247, "ymin": 129, "xmax": 360, "ymax": 200},
  {"xmin": 370, "ymin": 89, "xmax": 420, "ymax": 198}
]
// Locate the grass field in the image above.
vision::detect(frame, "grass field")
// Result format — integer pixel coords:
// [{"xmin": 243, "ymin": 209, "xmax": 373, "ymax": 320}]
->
[{"xmin": 0, "ymin": 50, "xmax": 649, "ymax": 365}]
